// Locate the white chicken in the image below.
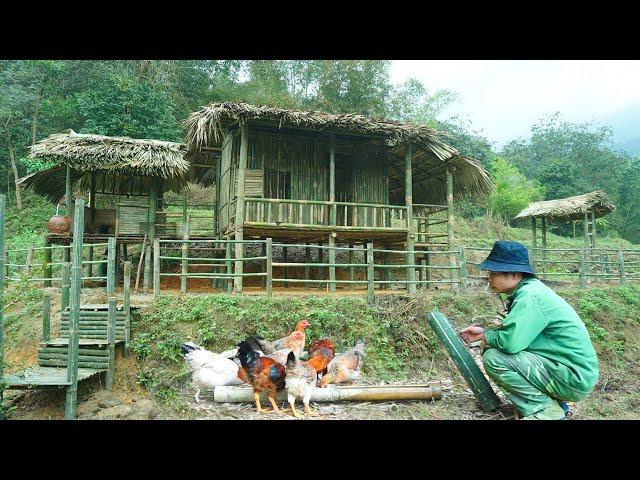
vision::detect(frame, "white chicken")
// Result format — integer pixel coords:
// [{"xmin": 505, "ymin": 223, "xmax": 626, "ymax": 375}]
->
[{"xmin": 181, "ymin": 342, "xmax": 244, "ymax": 403}]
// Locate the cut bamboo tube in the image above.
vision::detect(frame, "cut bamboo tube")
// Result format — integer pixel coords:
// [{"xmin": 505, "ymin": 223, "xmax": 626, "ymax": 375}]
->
[{"xmin": 213, "ymin": 384, "xmax": 442, "ymax": 403}]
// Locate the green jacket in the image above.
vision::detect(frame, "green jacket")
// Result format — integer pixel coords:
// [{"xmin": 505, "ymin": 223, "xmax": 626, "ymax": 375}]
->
[{"xmin": 484, "ymin": 277, "xmax": 599, "ymax": 393}]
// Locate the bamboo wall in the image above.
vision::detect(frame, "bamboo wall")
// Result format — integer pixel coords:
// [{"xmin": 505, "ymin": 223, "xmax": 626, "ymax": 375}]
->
[{"xmin": 217, "ymin": 127, "xmax": 391, "ymax": 234}]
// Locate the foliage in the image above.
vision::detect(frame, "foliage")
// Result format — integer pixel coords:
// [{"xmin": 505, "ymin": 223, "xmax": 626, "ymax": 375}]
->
[
  {"xmin": 486, "ymin": 157, "xmax": 544, "ymax": 222},
  {"xmin": 76, "ymin": 70, "xmax": 181, "ymax": 141}
]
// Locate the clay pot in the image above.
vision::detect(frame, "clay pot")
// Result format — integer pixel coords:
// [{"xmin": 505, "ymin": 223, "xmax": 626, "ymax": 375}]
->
[{"xmin": 48, "ymin": 215, "xmax": 71, "ymax": 234}]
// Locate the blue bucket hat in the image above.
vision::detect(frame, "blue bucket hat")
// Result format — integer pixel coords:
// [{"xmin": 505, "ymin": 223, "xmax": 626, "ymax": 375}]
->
[{"xmin": 478, "ymin": 240, "xmax": 535, "ymax": 275}]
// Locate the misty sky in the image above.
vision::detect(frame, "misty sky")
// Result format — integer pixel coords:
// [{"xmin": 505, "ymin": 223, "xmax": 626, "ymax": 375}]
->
[{"xmin": 389, "ymin": 60, "xmax": 640, "ymax": 149}]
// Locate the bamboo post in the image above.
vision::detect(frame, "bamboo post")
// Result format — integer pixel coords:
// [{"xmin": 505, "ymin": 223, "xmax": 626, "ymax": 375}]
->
[
  {"xmin": 405, "ymin": 144, "xmax": 417, "ymax": 295},
  {"xmin": 181, "ymin": 214, "xmax": 190, "ymax": 293},
  {"xmin": 541, "ymin": 217, "xmax": 547, "ymax": 268},
  {"xmin": 65, "ymin": 199, "xmax": 84, "ymax": 420},
  {"xmin": 348, "ymin": 242, "xmax": 354, "ymax": 291},
  {"xmin": 42, "ymin": 294, "xmax": 51, "ymax": 342},
  {"xmin": 24, "ymin": 247, "xmax": 34, "ymax": 276},
  {"xmin": 283, "ymin": 246, "xmax": 289, "ymax": 288},
  {"xmin": 579, "ymin": 248, "xmax": 586, "ymax": 290},
  {"xmin": 61, "ymin": 262, "xmax": 71, "ymax": 311},
  {"xmin": 234, "ymin": 123, "xmax": 248, "ymax": 295},
  {"xmin": 44, "ymin": 242, "xmax": 52, "ymax": 287},
  {"xmin": 266, "ymin": 238, "xmax": 272, "ymax": 297},
  {"xmin": 583, "ymin": 211, "xmax": 589, "ymax": 253},
  {"xmin": 65, "ymin": 163, "xmax": 72, "ymax": 217},
  {"xmin": 135, "ymin": 234, "xmax": 146, "ymax": 293},
  {"xmin": 106, "ymin": 236, "xmax": 116, "ymax": 392},
  {"xmin": 123, "ymin": 261, "xmax": 131, "ymax": 357},
  {"xmin": 89, "ymin": 172, "xmax": 96, "ymax": 232},
  {"xmin": 367, "ymin": 242, "xmax": 375, "ymax": 304},
  {"xmin": 591, "ymin": 210, "xmax": 597, "ymax": 249},
  {"xmin": 143, "ymin": 242, "xmax": 151, "ymax": 294},
  {"xmin": 458, "ymin": 247, "xmax": 467, "ymax": 294},
  {"xmin": 86, "ymin": 245, "xmax": 93, "ymax": 279},
  {"xmin": 446, "ymin": 165, "xmax": 457, "ymax": 290},
  {"xmin": 425, "ymin": 249, "xmax": 431, "ymax": 289},
  {"xmin": 226, "ymin": 241, "xmax": 233, "ymax": 294},
  {"xmin": 261, "ymin": 243, "xmax": 267, "ymax": 288},
  {"xmin": 329, "ymin": 130, "xmax": 336, "ymax": 227},
  {"xmin": 531, "ymin": 217, "xmax": 537, "ymax": 272},
  {"xmin": 0, "ymin": 195, "xmax": 5, "ymax": 404},
  {"xmin": 317, "ymin": 243, "xmax": 323, "ymax": 288},
  {"xmin": 617, "ymin": 247, "xmax": 627, "ymax": 286},
  {"xmin": 305, "ymin": 245, "xmax": 311, "ymax": 290},
  {"xmin": 329, "ymin": 233, "xmax": 336, "ymax": 293},
  {"xmin": 153, "ymin": 238, "xmax": 160, "ymax": 298}
]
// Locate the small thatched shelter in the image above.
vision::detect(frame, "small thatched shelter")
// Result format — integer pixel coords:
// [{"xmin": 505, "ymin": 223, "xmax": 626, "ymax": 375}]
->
[
  {"xmin": 515, "ymin": 190, "xmax": 615, "ymax": 249},
  {"xmin": 21, "ymin": 130, "xmax": 189, "ymax": 240}
]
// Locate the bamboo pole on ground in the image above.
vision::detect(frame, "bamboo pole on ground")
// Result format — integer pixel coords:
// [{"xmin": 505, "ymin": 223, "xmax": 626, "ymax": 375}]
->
[
  {"xmin": 65, "ymin": 199, "xmax": 84, "ymax": 420},
  {"xmin": 214, "ymin": 384, "xmax": 442, "ymax": 403}
]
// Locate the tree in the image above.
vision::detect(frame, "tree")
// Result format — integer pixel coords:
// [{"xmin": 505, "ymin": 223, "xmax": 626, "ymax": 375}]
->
[
  {"xmin": 487, "ymin": 157, "xmax": 543, "ymax": 222},
  {"xmin": 76, "ymin": 70, "xmax": 181, "ymax": 141}
]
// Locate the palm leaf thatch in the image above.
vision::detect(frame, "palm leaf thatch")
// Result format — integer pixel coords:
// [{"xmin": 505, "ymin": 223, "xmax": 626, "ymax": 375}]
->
[
  {"xmin": 21, "ymin": 130, "xmax": 189, "ymax": 202},
  {"xmin": 514, "ymin": 190, "xmax": 615, "ymax": 221},
  {"xmin": 28, "ymin": 130, "xmax": 188, "ymax": 177},
  {"xmin": 184, "ymin": 102, "xmax": 493, "ymax": 201}
]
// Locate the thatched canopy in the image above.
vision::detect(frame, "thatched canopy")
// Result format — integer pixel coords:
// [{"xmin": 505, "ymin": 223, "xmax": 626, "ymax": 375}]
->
[
  {"xmin": 184, "ymin": 102, "xmax": 493, "ymax": 203},
  {"xmin": 21, "ymin": 130, "xmax": 189, "ymax": 202},
  {"xmin": 514, "ymin": 190, "xmax": 615, "ymax": 221}
]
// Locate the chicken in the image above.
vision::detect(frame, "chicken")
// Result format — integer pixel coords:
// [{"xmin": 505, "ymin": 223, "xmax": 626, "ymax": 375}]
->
[
  {"xmin": 235, "ymin": 340, "xmax": 287, "ymax": 414},
  {"xmin": 180, "ymin": 342, "xmax": 244, "ymax": 403},
  {"xmin": 284, "ymin": 351, "xmax": 319, "ymax": 418},
  {"xmin": 306, "ymin": 339, "xmax": 336, "ymax": 379},
  {"xmin": 319, "ymin": 339, "xmax": 366, "ymax": 387},
  {"xmin": 248, "ymin": 320, "xmax": 310, "ymax": 359}
]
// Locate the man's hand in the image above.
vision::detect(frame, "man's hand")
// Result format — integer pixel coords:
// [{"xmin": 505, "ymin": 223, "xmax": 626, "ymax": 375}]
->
[{"xmin": 459, "ymin": 325, "xmax": 485, "ymax": 343}]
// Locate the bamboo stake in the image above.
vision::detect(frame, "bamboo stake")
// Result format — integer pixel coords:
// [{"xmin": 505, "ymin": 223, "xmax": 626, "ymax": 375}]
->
[
  {"xmin": 266, "ymin": 238, "xmax": 272, "ymax": 297},
  {"xmin": 153, "ymin": 238, "xmax": 160, "ymax": 298},
  {"xmin": 135, "ymin": 234, "xmax": 147, "ymax": 293},
  {"xmin": 61, "ymin": 262, "xmax": 71, "ymax": 311},
  {"xmin": 123, "ymin": 261, "xmax": 131, "ymax": 357},
  {"xmin": 42, "ymin": 294, "xmax": 51, "ymax": 342},
  {"xmin": 0, "ymin": 194, "xmax": 5, "ymax": 404},
  {"xmin": 65, "ymin": 199, "xmax": 84, "ymax": 420},
  {"xmin": 367, "ymin": 242, "xmax": 375, "ymax": 304},
  {"xmin": 106, "ymin": 237, "xmax": 116, "ymax": 391}
]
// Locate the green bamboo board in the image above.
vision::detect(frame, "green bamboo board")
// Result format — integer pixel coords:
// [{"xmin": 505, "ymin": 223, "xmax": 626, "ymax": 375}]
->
[{"xmin": 427, "ymin": 311, "xmax": 501, "ymax": 412}]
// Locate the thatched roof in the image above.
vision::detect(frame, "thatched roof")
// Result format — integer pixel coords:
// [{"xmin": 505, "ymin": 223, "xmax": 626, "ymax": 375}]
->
[
  {"xmin": 184, "ymin": 102, "xmax": 493, "ymax": 202},
  {"xmin": 28, "ymin": 130, "xmax": 189, "ymax": 178},
  {"xmin": 514, "ymin": 190, "xmax": 615, "ymax": 221},
  {"xmin": 21, "ymin": 130, "xmax": 189, "ymax": 202}
]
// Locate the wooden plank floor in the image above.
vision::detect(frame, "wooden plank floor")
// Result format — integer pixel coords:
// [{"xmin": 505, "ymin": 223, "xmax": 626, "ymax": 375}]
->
[{"xmin": 3, "ymin": 367, "xmax": 102, "ymax": 388}]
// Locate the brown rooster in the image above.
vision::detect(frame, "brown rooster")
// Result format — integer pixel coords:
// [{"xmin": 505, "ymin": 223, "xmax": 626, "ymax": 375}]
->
[
  {"xmin": 319, "ymin": 339, "xmax": 366, "ymax": 387},
  {"xmin": 235, "ymin": 340, "xmax": 286, "ymax": 413},
  {"xmin": 306, "ymin": 339, "xmax": 336, "ymax": 379},
  {"xmin": 248, "ymin": 320, "xmax": 310, "ymax": 359}
]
